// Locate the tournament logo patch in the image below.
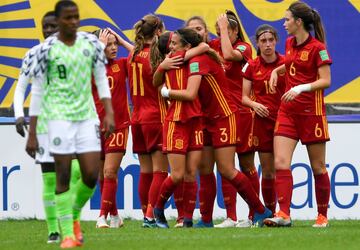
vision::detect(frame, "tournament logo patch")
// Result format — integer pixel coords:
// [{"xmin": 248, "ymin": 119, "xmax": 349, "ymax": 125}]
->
[
  {"xmin": 237, "ymin": 45, "xmax": 246, "ymax": 52},
  {"xmin": 190, "ymin": 62, "xmax": 199, "ymax": 73},
  {"xmin": 53, "ymin": 137, "xmax": 61, "ymax": 146},
  {"xmin": 300, "ymin": 51, "xmax": 309, "ymax": 61},
  {"xmin": 83, "ymin": 49, "xmax": 90, "ymax": 57},
  {"xmin": 175, "ymin": 139, "xmax": 184, "ymax": 150},
  {"xmin": 319, "ymin": 50, "xmax": 329, "ymax": 61},
  {"xmin": 111, "ymin": 64, "xmax": 120, "ymax": 72},
  {"xmin": 38, "ymin": 147, "xmax": 44, "ymax": 155}
]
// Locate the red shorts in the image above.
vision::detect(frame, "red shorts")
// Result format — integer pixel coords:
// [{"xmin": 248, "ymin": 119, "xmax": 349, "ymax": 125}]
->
[
  {"xmin": 274, "ymin": 110, "xmax": 330, "ymax": 144},
  {"xmin": 131, "ymin": 123, "xmax": 163, "ymax": 154},
  {"xmin": 100, "ymin": 127, "xmax": 129, "ymax": 159},
  {"xmin": 236, "ymin": 110, "xmax": 255, "ymax": 154},
  {"xmin": 203, "ymin": 113, "xmax": 237, "ymax": 148},
  {"xmin": 163, "ymin": 117, "xmax": 203, "ymax": 154},
  {"xmin": 253, "ymin": 116, "xmax": 275, "ymax": 152}
]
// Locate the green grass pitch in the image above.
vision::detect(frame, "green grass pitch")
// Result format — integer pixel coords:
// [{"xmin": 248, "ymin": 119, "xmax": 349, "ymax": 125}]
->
[{"xmin": 0, "ymin": 219, "xmax": 359, "ymax": 250}]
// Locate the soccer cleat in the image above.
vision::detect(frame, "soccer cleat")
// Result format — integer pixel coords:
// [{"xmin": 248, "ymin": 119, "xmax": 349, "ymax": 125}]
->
[
  {"xmin": 109, "ymin": 215, "xmax": 124, "ymax": 228},
  {"xmin": 174, "ymin": 218, "xmax": 184, "ymax": 228},
  {"xmin": 236, "ymin": 219, "xmax": 253, "ymax": 228},
  {"xmin": 96, "ymin": 215, "xmax": 109, "ymax": 228},
  {"xmin": 253, "ymin": 207, "xmax": 273, "ymax": 227},
  {"xmin": 312, "ymin": 214, "xmax": 329, "ymax": 228},
  {"xmin": 183, "ymin": 218, "xmax": 193, "ymax": 228},
  {"xmin": 73, "ymin": 220, "xmax": 84, "ymax": 244},
  {"xmin": 142, "ymin": 217, "xmax": 157, "ymax": 228},
  {"xmin": 193, "ymin": 219, "xmax": 214, "ymax": 228},
  {"xmin": 214, "ymin": 218, "xmax": 237, "ymax": 228},
  {"xmin": 264, "ymin": 210, "xmax": 292, "ymax": 227},
  {"xmin": 60, "ymin": 236, "xmax": 81, "ymax": 248},
  {"xmin": 154, "ymin": 208, "xmax": 169, "ymax": 228},
  {"xmin": 47, "ymin": 232, "xmax": 61, "ymax": 244}
]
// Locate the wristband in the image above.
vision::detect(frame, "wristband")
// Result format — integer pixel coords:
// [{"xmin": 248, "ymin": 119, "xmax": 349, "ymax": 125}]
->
[
  {"xmin": 161, "ymin": 86, "xmax": 170, "ymax": 98},
  {"xmin": 291, "ymin": 83, "xmax": 311, "ymax": 94}
]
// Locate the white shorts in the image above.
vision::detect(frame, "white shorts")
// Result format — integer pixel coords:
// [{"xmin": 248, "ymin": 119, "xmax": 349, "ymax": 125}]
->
[
  {"xmin": 48, "ymin": 119, "xmax": 101, "ymax": 154},
  {"xmin": 35, "ymin": 133, "xmax": 54, "ymax": 163}
]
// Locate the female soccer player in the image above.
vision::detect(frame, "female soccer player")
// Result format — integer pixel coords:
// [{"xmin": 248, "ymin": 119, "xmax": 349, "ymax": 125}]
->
[
  {"xmin": 160, "ymin": 28, "xmax": 272, "ymax": 228},
  {"xmin": 242, "ymin": 24, "xmax": 286, "ymax": 217},
  {"xmin": 127, "ymin": 14, "xmax": 169, "ymax": 227},
  {"xmin": 26, "ymin": 1, "xmax": 114, "ymax": 247},
  {"xmin": 264, "ymin": 1, "xmax": 332, "ymax": 228},
  {"xmin": 150, "ymin": 30, "xmax": 209, "ymax": 228},
  {"xmin": 210, "ymin": 10, "xmax": 258, "ymax": 228},
  {"xmin": 92, "ymin": 28, "xmax": 133, "ymax": 228}
]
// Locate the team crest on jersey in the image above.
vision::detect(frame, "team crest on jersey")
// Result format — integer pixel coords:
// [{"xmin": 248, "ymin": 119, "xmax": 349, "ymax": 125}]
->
[
  {"xmin": 175, "ymin": 139, "xmax": 184, "ymax": 149},
  {"xmin": 83, "ymin": 49, "xmax": 90, "ymax": 57},
  {"xmin": 112, "ymin": 64, "xmax": 120, "ymax": 72},
  {"xmin": 300, "ymin": 51, "xmax": 309, "ymax": 61},
  {"xmin": 53, "ymin": 137, "xmax": 61, "ymax": 146}
]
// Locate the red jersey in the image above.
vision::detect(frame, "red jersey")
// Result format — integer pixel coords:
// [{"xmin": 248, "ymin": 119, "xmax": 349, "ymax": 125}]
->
[
  {"xmin": 92, "ymin": 58, "xmax": 130, "ymax": 129},
  {"xmin": 209, "ymin": 38, "xmax": 252, "ymax": 106},
  {"xmin": 188, "ymin": 54, "xmax": 237, "ymax": 119},
  {"xmin": 242, "ymin": 52, "xmax": 286, "ymax": 121},
  {"xmin": 165, "ymin": 51, "xmax": 202, "ymax": 122},
  {"xmin": 127, "ymin": 45, "xmax": 167, "ymax": 124},
  {"xmin": 281, "ymin": 35, "xmax": 332, "ymax": 115}
]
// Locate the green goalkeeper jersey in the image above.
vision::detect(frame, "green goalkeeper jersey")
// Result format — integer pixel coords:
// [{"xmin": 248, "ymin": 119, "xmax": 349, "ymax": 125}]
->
[{"xmin": 32, "ymin": 32, "xmax": 107, "ymax": 121}]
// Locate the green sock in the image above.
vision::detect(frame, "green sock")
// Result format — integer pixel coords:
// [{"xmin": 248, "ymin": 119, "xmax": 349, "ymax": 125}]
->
[
  {"xmin": 73, "ymin": 180, "xmax": 95, "ymax": 221},
  {"xmin": 56, "ymin": 190, "xmax": 74, "ymax": 238},
  {"xmin": 70, "ymin": 159, "xmax": 81, "ymax": 191},
  {"xmin": 42, "ymin": 172, "xmax": 59, "ymax": 235}
]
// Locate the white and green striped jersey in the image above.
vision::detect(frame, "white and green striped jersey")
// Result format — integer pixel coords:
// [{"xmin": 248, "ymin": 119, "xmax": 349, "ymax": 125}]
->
[{"xmin": 30, "ymin": 32, "xmax": 108, "ymax": 121}]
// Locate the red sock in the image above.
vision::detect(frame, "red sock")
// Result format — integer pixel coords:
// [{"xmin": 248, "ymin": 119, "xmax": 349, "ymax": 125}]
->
[
  {"xmin": 314, "ymin": 172, "xmax": 330, "ymax": 218},
  {"xmin": 229, "ymin": 171, "xmax": 264, "ymax": 214},
  {"xmin": 145, "ymin": 171, "xmax": 168, "ymax": 218},
  {"xmin": 183, "ymin": 181, "xmax": 198, "ymax": 220},
  {"xmin": 261, "ymin": 178, "xmax": 276, "ymax": 215},
  {"xmin": 138, "ymin": 172, "xmax": 153, "ymax": 216},
  {"xmin": 221, "ymin": 177, "xmax": 237, "ymax": 221},
  {"xmin": 109, "ymin": 179, "xmax": 119, "ymax": 216},
  {"xmin": 100, "ymin": 178, "xmax": 117, "ymax": 218},
  {"xmin": 199, "ymin": 173, "xmax": 216, "ymax": 223},
  {"xmin": 243, "ymin": 169, "xmax": 260, "ymax": 220},
  {"xmin": 174, "ymin": 181, "xmax": 184, "ymax": 221},
  {"xmin": 275, "ymin": 169, "xmax": 293, "ymax": 216},
  {"xmin": 155, "ymin": 177, "xmax": 177, "ymax": 209},
  {"xmin": 99, "ymin": 179, "xmax": 104, "ymax": 194}
]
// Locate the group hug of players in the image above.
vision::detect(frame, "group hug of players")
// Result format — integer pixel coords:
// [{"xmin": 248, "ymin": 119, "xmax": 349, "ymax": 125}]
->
[
  {"xmin": 93, "ymin": 0, "xmax": 332, "ymax": 230},
  {"xmin": 14, "ymin": 0, "xmax": 332, "ymax": 248}
]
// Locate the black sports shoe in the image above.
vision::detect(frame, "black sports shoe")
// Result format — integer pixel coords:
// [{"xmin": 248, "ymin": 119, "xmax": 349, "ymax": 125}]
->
[{"xmin": 47, "ymin": 232, "xmax": 60, "ymax": 244}]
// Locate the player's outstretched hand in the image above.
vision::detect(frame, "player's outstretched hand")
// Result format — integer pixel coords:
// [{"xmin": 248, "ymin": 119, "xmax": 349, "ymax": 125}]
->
[
  {"xmin": 15, "ymin": 117, "xmax": 27, "ymax": 137},
  {"xmin": 26, "ymin": 132, "xmax": 38, "ymax": 159}
]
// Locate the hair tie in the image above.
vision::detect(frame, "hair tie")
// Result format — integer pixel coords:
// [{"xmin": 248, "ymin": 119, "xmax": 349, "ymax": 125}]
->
[
  {"xmin": 257, "ymin": 30, "xmax": 272, "ymax": 39},
  {"xmin": 166, "ymin": 32, "xmax": 173, "ymax": 51}
]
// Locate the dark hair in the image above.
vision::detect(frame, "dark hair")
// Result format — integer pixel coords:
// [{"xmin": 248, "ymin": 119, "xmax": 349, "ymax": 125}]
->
[
  {"xmin": 131, "ymin": 14, "xmax": 164, "ymax": 62},
  {"xmin": 150, "ymin": 31, "xmax": 172, "ymax": 70},
  {"xmin": 185, "ymin": 16, "xmax": 209, "ymax": 43},
  {"xmin": 255, "ymin": 24, "xmax": 279, "ymax": 55},
  {"xmin": 288, "ymin": 1, "xmax": 326, "ymax": 43},
  {"xmin": 92, "ymin": 29, "xmax": 102, "ymax": 38},
  {"xmin": 176, "ymin": 28, "xmax": 221, "ymax": 64},
  {"xmin": 43, "ymin": 11, "xmax": 56, "ymax": 19},
  {"xmin": 55, "ymin": 0, "xmax": 77, "ymax": 18},
  {"xmin": 225, "ymin": 10, "xmax": 245, "ymax": 42}
]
